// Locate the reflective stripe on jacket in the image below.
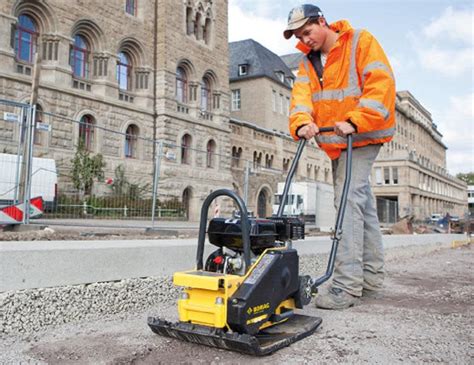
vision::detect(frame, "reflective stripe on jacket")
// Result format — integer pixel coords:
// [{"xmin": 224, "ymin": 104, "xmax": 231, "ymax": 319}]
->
[{"xmin": 289, "ymin": 20, "xmax": 396, "ymax": 160}]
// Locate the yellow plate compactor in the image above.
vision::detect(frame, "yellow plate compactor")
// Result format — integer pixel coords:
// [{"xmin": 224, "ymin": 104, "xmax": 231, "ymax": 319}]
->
[{"xmin": 148, "ymin": 128, "xmax": 353, "ymax": 356}]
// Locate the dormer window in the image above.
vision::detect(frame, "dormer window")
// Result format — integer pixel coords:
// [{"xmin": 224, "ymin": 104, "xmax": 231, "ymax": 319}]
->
[
  {"xmin": 275, "ymin": 71, "xmax": 285, "ymax": 83},
  {"xmin": 286, "ymin": 77, "xmax": 294, "ymax": 87},
  {"xmin": 238, "ymin": 64, "xmax": 248, "ymax": 76}
]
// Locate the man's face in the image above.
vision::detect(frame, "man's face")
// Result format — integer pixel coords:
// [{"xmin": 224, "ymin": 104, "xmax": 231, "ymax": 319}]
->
[{"xmin": 293, "ymin": 20, "xmax": 327, "ymax": 52}]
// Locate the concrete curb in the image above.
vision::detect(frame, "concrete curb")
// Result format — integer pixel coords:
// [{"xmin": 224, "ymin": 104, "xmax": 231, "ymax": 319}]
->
[{"xmin": 0, "ymin": 234, "xmax": 467, "ymax": 292}]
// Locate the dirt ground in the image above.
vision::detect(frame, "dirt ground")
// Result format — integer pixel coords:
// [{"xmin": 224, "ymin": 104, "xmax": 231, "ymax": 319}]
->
[{"xmin": 1, "ymin": 243, "xmax": 472, "ymax": 364}]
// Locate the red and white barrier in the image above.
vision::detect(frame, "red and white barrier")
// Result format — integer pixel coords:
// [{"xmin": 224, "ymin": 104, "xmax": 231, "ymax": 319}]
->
[{"xmin": 0, "ymin": 196, "xmax": 44, "ymax": 224}]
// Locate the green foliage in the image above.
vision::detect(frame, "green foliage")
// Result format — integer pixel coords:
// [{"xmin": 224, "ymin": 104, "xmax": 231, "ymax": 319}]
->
[
  {"xmin": 456, "ymin": 172, "xmax": 474, "ymax": 185},
  {"xmin": 71, "ymin": 141, "xmax": 106, "ymax": 195},
  {"xmin": 109, "ymin": 164, "xmax": 150, "ymax": 199}
]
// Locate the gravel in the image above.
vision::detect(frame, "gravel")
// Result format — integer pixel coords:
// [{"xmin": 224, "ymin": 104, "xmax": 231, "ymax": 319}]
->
[{"xmin": 0, "ymin": 241, "xmax": 472, "ymax": 364}]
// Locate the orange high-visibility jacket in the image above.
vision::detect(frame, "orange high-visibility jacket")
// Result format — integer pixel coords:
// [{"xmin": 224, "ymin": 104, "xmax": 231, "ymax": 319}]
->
[{"xmin": 289, "ymin": 20, "xmax": 396, "ymax": 160}]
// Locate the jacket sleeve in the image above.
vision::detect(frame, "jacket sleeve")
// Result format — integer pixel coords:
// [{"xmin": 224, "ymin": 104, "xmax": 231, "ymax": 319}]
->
[
  {"xmin": 289, "ymin": 61, "xmax": 315, "ymax": 140},
  {"xmin": 345, "ymin": 30, "xmax": 396, "ymax": 133}
]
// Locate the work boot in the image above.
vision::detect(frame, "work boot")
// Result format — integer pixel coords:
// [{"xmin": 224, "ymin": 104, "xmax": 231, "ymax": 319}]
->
[
  {"xmin": 314, "ymin": 287, "xmax": 360, "ymax": 310},
  {"xmin": 361, "ymin": 288, "xmax": 384, "ymax": 299}
]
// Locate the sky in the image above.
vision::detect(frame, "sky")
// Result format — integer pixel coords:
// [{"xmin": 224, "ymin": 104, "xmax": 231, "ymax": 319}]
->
[{"xmin": 228, "ymin": 0, "xmax": 474, "ymax": 175}]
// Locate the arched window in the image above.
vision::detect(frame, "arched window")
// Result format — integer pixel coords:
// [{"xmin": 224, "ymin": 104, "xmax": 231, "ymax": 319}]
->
[
  {"xmin": 125, "ymin": 124, "xmax": 138, "ymax": 158},
  {"xmin": 181, "ymin": 134, "xmax": 191, "ymax": 164},
  {"xmin": 203, "ymin": 17, "xmax": 212, "ymax": 44},
  {"xmin": 194, "ymin": 13, "xmax": 202, "ymax": 40},
  {"xmin": 206, "ymin": 140, "xmax": 216, "ymax": 168},
  {"xmin": 231, "ymin": 146, "xmax": 242, "ymax": 168},
  {"xmin": 15, "ymin": 15, "xmax": 37, "ymax": 63},
  {"xmin": 79, "ymin": 115, "xmax": 94, "ymax": 150},
  {"xmin": 186, "ymin": 7, "xmax": 194, "ymax": 35},
  {"xmin": 176, "ymin": 67, "xmax": 187, "ymax": 103},
  {"xmin": 201, "ymin": 77, "xmax": 211, "ymax": 111},
  {"xmin": 117, "ymin": 52, "xmax": 132, "ymax": 90},
  {"xmin": 71, "ymin": 35, "xmax": 89, "ymax": 78}
]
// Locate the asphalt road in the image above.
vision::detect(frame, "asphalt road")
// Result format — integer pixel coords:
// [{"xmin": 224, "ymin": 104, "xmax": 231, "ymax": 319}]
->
[{"xmin": 0, "ymin": 242, "xmax": 472, "ymax": 364}]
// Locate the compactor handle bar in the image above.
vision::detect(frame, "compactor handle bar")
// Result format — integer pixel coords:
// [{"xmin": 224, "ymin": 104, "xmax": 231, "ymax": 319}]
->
[
  {"xmin": 311, "ymin": 130, "xmax": 353, "ymax": 290},
  {"xmin": 274, "ymin": 126, "xmax": 353, "ymax": 291},
  {"xmin": 196, "ymin": 189, "xmax": 252, "ymax": 273},
  {"xmin": 276, "ymin": 126, "xmax": 337, "ymax": 217}
]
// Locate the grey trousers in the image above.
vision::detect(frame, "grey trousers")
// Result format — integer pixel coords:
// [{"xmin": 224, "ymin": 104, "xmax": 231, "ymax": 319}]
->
[{"xmin": 331, "ymin": 144, "xmax": 384, "ymax": 296}]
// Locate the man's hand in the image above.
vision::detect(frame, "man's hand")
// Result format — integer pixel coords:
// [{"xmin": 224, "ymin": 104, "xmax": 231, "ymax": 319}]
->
[
  {"xmin": 334, "ymin": 121, "xmax": 356, "ymax": 137},
  {"xmin": 297, "ymin": 123, "xmax": 319, "ymax": 140}
]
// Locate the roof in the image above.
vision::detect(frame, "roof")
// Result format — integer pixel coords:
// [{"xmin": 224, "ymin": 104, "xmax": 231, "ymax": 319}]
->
[
  {"xmin": 229, "ymin": 39, "xmax": 294, "ymax": 88},
  {"xmin": 280, "ymin": 53, "xmax": 304, "ymax": 71}
]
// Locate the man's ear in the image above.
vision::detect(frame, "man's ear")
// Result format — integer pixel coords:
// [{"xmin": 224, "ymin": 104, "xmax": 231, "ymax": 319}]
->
[{"xmin": 319, "ymin": 17, "xmax": 328, "ymax": 27}]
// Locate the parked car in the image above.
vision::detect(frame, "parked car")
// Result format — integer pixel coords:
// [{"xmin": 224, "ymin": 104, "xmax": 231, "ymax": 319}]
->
[
  {"xmin": 449, "ymin": 215, "xmax": 460, "ymax": 222},
  {"xmin": 430, "ymin": 213, "xmax": 442, "ymax": 224}
]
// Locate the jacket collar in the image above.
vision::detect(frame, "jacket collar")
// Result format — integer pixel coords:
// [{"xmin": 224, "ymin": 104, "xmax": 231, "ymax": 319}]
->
[{"xmin": 295, "ymin": 20, "xmax": 354, "ymax": 55}]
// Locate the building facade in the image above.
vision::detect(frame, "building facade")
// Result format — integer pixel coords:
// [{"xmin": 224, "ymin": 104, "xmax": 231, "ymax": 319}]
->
[
  {"xmin": 0, "ymin": 0, "xmax": 231, "ymax": 220},
  {"xmin": 371, "ymin": 91, "xmax": 467, "ymax": 222}
]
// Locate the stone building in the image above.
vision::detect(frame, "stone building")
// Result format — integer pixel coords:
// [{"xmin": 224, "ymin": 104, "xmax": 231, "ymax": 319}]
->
[
  {"xmin": 372, "ymin": 91, "xmax": 467, "ymax": 222},
  {"xmin": 281, "ymin": 54, "xmax": 467, "ymax": 222},
  {"xmin": 0, "ymin": 0, "xmax": 231, "ymax": 220}
]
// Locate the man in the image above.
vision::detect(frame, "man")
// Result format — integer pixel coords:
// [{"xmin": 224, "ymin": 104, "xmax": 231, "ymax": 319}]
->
[{"xmin": 284, "ymin": 4, "xmax": 396, "ymax": 309}]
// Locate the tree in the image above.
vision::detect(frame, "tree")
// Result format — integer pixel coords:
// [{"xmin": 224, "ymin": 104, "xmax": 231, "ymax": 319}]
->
[
  {"xmin": 71, "ymin": 141, "xmax": 105, "ymax": 196},
  {"xmin": 109, "ymin": 164, "xmax": 150, "ymax": 199},
  {"xmin": 456, "ymin": 172, "xmax": 474, "ymax": 185}
]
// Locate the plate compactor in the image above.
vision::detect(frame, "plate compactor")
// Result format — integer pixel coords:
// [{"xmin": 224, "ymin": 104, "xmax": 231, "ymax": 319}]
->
[{"xmin": 148, "ymin": 128, "xmax": 353, "ymax": 356}]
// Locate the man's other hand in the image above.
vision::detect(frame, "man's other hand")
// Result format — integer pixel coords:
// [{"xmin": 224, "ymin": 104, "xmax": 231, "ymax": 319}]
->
[
  {"xmin": 334, "ymin": 121, "xmax": 355, "ymax": 137},
  {"xmin": 297, "ymin": 123, "xmax": 319, "ymax": 140}
]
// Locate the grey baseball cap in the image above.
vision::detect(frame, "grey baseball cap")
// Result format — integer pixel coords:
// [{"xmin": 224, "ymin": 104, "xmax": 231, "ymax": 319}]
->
[{"xmin": 283, "ymin": 4, "xmax": 324, "ymax": 39}]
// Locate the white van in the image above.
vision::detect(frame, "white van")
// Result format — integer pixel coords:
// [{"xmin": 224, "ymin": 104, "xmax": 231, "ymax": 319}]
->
[{"xmin": 0, "ymin": 153, "xmax": 57, "ymax": 211}]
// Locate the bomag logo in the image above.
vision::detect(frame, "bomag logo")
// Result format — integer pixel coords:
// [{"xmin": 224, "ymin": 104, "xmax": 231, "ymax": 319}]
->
[{"xmin": 248, "ymin": 303, "xmax": 270, "ymax": 315}]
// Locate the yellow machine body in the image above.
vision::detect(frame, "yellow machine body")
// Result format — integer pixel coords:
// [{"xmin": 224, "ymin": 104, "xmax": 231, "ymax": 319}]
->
[
  {"xmin": 173, "ymin": 248, "xmax": 297, "ymax": 330},
  {"xmin": 174, "ymin": 271, "xmax": 242, "ymax": 328}
]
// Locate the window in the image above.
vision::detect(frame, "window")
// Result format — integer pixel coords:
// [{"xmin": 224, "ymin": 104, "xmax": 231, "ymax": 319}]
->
[
  {"xmin": 392, "ymin": 167, "xmax": 399, "ymax": 185},
  {"xmin": 125, "ymin": 124, "xmax": 138, "ymax": 158},
  {"xmin": 384, "ymin": 167, "xmax": 390, "ymax": 184},
  {"xmin": 71, "ymin": 35, "xmax": 89, "ymax": 78},
  {"xmin": 201, "ymin": 77, "xmax": 211, "ymax": 111},
  {"xmin": 265, "ymin": 154, "xmax": 273, "ymax": 169},
  {"xmin": 231, "ymin": 89, "xmax": 241, "ymax": 111},
  {"xmin": 232, "ymin": 146, "xmax": 242, "ymax": 168},
  {"xmin": 253, "ymin": 151, "xmax": 262, "ymax": 169},
  {"xmin": 176, "ymin": 67, "xmax": 187, "ymax": 103},
  {"xmin": 276, "ymin": 71, "xmax": 285, "ymax": 83},
  {"xmin": 285, "ymin": 97, "xmax": 290, "ymax": 116},
  {"xmin": 279, "ymin": 94, "xmax": 284, "ymax": 114},
  {"xmin": 375, "ymin": 167, "xmax": 382, "ymax": 185},
  {"xmin": 186, "ymin": 6, "xmax": 193, "ymax": 35},
  {"xmin": 125, "ymin": 0, "xmax": 137, "ymax": 16},
  {"xmin": 79, "ymin": 115, "xmax": 94, "ymax": 150},
  {"xmin": 194, "ymin": 12, "xmax": 202, "ymax": 39},
  {"xmin": 181, "ymin": 134, "xmax": 191, "ymax": 164},
  {"xmin": 15, "ymin": 15, "xmax": 37, "ymax": 63},
  {"xmin": 203, "ymin": 18, "xmax": 212, "ymax": 45},
  {"xmin": 117, "ymin": 52, "xmax": 132, "ymax": 90},
  {"xmin": 206, "ymin": 140, "xmax": 216, "ymax": 168},
  {"xmin": 272, "ymin": 90, "xmax": 277, "ymax": 112},
  {"xmin": 238, "ymin": 64, "xmax": 248, "ymax": 76}
]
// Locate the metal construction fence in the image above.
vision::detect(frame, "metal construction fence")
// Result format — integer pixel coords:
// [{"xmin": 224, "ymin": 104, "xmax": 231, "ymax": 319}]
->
[{"xmin": 1, "ymin": 98, "xmax": 337, "ymax": 227}]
